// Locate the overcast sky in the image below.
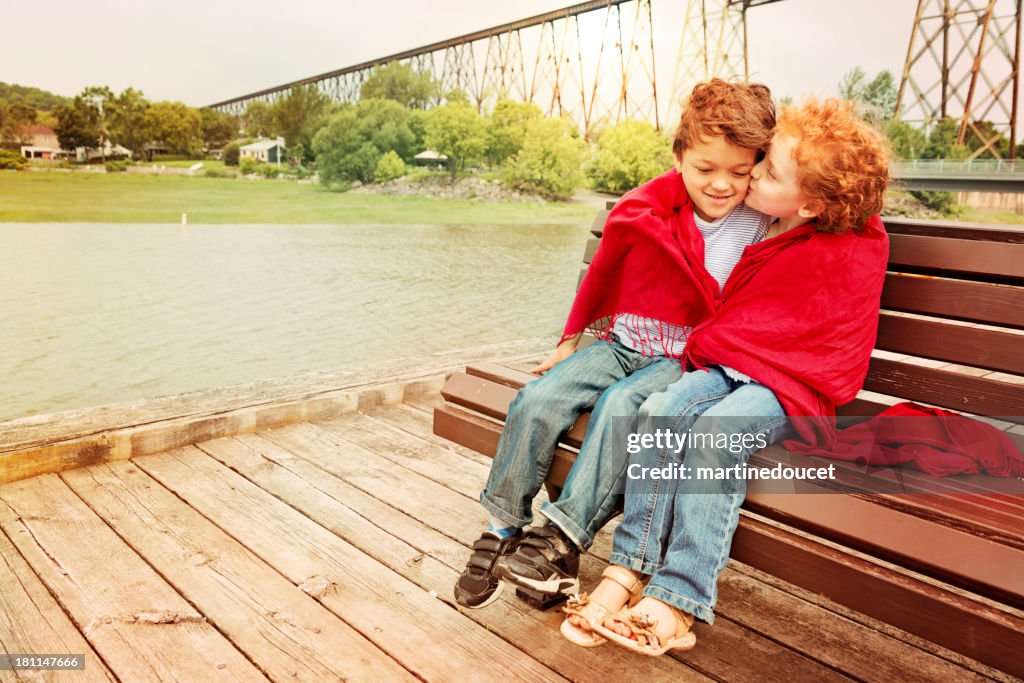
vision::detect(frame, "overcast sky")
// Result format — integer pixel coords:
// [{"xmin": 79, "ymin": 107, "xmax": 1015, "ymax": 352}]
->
[{"xmin": 5, "ymin": 0, "xmax": 1014, "ymax": 126}]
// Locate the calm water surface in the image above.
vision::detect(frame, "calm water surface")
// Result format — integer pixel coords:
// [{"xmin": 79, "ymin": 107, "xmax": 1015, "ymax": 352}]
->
[{"xmin": 0, "ymin": 222, "xmax": 591, "ymax": 421}]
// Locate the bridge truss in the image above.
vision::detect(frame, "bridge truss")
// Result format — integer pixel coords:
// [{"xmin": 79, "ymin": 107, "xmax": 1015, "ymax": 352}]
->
[
  {"xmin": 896, "ymin": 0, "xmax": 1021, "ymax": 159},
  {"xmin": 209, "ymin": 0, "xmax": 1020, "ymax": 156}
]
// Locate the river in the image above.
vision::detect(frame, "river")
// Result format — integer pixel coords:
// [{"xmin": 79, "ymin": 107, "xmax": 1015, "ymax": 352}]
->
[{"xmin": 0, "ymin": 222, "xmax": 592, "ymax": 422}]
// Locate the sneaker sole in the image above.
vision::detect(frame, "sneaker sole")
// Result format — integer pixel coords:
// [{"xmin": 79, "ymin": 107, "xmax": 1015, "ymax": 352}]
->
[
  {"xmin": 455, "ymin": 579, "xmax": 504, "ymax": 610},
  {"xmin": 500, "ymin": 571, "xmax": 580, "ymax": 596}
]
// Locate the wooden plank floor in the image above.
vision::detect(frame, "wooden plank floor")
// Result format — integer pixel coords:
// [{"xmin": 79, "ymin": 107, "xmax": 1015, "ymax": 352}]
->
[{"xmin": 0, "ymin": 393, "xmax": 1016, "ymax": 682}]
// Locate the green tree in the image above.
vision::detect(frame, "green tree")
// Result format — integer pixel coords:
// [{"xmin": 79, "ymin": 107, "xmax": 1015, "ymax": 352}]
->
[
  {"xmin": 200, "ymin": 108, "xmax": 239, "ymax": 150},
  {"xmin": 107, "ymin": 87, "xmax": 150, "ymax": 159},
  {"xmin": 0, "ymin": 149, "xmax": 27, "ymax": 169},
  {"xmin": 272, "ymin": 85, "xmax": 330, "ymax": 156},
  {"xmin": 222, "ymin": 141, "xmax": 241, "ymax": 166},
  {"xmin": 360, "ymin": 61, "xmax": 438, "ymax": 109},
  {"xmin": 81, "ymin": 86, "xmax": 115, "ymax": 160},
  {"xmin": 374, "ymin": 150, "xmax": 406, "ymax": 182},
  {"xmin": 923, "ymin": 117, "xmax": 970, "ymax": 159},
  {"xmin": 0, "ymin": 102, "xmax": 38, "ymax": 146},
  {"xmin": 860, "ymin": 71, "xmax": 898, "ymax": 119},
  {"xmin": 54, "ymin": 96, "xmax": 101, "ymax": 153},
  {"xmin": 504, "ymin": 117, "xmax": 586, "ymax": 200},
  {"xmin": 838, "ymin": 68, "xmax": 898, "ymax": 121},
  {"xmin": 838, "ymin": 67, "xmax": 867, "ymax": 101},
  {"xmin": 242, "ymin": 100, "xmax": 276, "ymax": 138},
  {"xmin": 424, "ymin": 101, "xmax": 487, "ymax": 179},
  {"xmin": 312, "ymin": 99, "xmax": 416, "ymax": 186},
  {"xmin": 0, "ymin": 82, "xmax": 69, "ymax": 111},
  {"xmin": 884, "ymin": 119, "xmax": 927, "ymax": 160},
  {"xmin": 587, "ymin": 118, "xmax": 673, "ymax": 193},
  {"xmin": 487, "ymin": 99, "xmax": 543, "ymax": 166},
  {"xmin": 143, "ymin": 101, "xmax": 203, "ymax": 156}
]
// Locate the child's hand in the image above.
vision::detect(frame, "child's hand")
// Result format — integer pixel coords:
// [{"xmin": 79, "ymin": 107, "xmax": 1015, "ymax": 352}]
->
[{"xmin": 530, "ymin": 336, "xmax": 579, "ymax": 375}]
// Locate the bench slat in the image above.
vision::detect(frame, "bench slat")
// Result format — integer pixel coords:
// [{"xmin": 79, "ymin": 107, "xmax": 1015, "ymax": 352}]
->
[
  {"xmin": 731, "ymin": 514, "xmax": 1024, "ymax": 679},
  {"xmin": 863, "ymin": 358, "xmax": 1024, "ymax": 419},
  {"xmin": 883, "ymin": 216, "xmax": 1024, "ymax": 243},
  {"xmin": 875, "ymin": 313, "xmax": 1024, "ymax": 375},
  {"xmin": 880, "ymin": 273, "xmax": 1024, "ymax": 329},
  {"xmin": 888, "ymin": 234, "xmax": 1024, "ymax": 282}
]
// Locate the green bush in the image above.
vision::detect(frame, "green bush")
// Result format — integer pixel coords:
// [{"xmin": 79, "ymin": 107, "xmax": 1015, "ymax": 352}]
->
[
  {"xmin": 587, "ymin": 119, "xmax": 674, "ymax": 193},
  {"xmin": 910, "ymin": 190, "xmax": 963, "ymax": 217},
  {"xmin": 374, "ymin": 150, "xmax": 406, "ymax": 182},
  {"xmin": 0, "ymin": 150, "xmax": 27, "ymax": 170},
  {"xmin": 222, "ymin": 142, "xmax": 241, "ymax": 166},
  {"xmin": 503, "ymin": 117, "xmax": 586, "ymax": 200},
  {"xmin": 239, "ymin": 157, "xmax": 259, "ymax": 175},
  {"xmin": 104, "ymin": 160, "xmax": 130, "ymax": 173},
  {"xmin": 258, "ymin": 163, "xmax": 280, "ymax": 179},
  {"xmin": 203, "ymin": 166, "xmax": 233, "ymax": 178}
]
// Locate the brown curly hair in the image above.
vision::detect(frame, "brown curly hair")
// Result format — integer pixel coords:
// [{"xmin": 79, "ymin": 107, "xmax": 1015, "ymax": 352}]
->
[
  {"xmin": 776, "ymin": 99, "xmax": 890, "ymax": 233},
  {"xmin": 672, "ymin": 79, "xmax": 776, "ymax": 158}
]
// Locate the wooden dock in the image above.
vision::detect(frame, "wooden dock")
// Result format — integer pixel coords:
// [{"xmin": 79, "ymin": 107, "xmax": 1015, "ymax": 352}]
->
[{"xmin": 0, "ymin": 368, "xmax": 1019, "ymax": 681}]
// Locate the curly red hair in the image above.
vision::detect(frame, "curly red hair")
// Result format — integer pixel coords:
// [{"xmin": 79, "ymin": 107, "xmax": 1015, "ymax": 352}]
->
[
  {"xmin": 776, "ymin": 99, "xmax": 890, "ymax": 233},
  {"xmin": 672, "ymin": 78, "xmax": 776, "ymax": 157}
]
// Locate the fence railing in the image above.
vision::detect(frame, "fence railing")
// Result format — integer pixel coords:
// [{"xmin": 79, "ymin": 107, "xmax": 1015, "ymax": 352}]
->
[{"xmin": 891, "ymin": 159, "xmax": 1024, "ymax": 175}]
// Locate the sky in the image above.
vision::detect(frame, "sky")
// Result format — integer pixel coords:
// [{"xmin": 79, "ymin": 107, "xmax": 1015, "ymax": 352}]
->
[{"xmin": 3, "ymin": 0, "xmax": 1015, "ymax": 128}]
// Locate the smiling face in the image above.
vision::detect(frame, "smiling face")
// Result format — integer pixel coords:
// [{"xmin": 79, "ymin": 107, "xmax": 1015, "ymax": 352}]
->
[
  {"xmin": 677, "ymin": 135, "xmax": 757, "ymax": 222},
  {"xmin": 745, "ymin": 133, "xmax": 820, "ymax": 232}
]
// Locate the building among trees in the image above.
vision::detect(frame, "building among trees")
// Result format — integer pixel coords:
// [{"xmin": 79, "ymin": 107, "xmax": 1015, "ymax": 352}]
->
[{"xmin": 240, "ymin": 138, "xmax": 286, "ymax": 163}]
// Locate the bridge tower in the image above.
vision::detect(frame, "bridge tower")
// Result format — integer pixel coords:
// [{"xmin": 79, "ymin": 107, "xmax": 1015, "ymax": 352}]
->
[
  {"xmin": 667, "ymin": 1, "xmax": 784, "ymax": 126},
  {"xmin": 895, "ymin": 0, "xmax": 1022, "ymax": 159}
]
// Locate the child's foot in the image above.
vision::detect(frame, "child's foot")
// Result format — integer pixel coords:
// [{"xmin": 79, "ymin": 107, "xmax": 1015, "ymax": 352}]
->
[
  {"xmin": 495, "ymin": 524, "xmax": 580, "ymax": 597},
  {"xmin": 566, "ymin": 576, "xmax": 631, "ymax": 632},
  {"xmin": 560, "ymin": 566, "xmax": 643, "ymax": 647},
  {"xmin": 601, "ymin": 596, "xmax": 696, "ymax": 654},
  {"xmin": 453, "ymin": 527, "xmax": 522, "ymax": 609}
]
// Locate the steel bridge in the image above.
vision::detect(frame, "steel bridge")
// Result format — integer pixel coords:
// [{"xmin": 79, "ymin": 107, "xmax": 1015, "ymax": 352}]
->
[{"xmin": 208, "ymin": 0, "xmax": 1022, "ymax": 158}]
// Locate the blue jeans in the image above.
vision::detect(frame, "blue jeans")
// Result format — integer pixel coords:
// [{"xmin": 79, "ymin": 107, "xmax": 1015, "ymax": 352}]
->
[
  {"xmin": 609, "ymin": 366, "xmax": 791, "ymax": 624},
  {"xmin": 480, "ymin": 339, "xmax": 684, "ymax": 549}
]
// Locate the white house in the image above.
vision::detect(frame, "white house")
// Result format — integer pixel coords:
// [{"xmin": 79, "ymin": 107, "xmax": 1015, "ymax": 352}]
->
[
  {"xmin": 19, "ymin": 124, "xmax": 64, "ymax": 160},
  {"xmin": 240, "ymin": 138, "xmax": 286, "ymax": 164}
]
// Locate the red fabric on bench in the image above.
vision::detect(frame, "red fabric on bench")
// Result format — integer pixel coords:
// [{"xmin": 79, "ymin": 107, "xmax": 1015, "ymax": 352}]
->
[{"xmin": 792, "ymin": 402, "xmax": 1024, "ymax": 477}]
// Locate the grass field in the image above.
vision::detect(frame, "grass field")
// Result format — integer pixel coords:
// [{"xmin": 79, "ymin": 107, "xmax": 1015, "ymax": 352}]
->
[
  {"xmin": 3, "ymin": 170, "xmax": 1021, "ymax": 225},
  {"xmin": 0, "ymin": 171, "xmax": 595, "ymax": 224}
]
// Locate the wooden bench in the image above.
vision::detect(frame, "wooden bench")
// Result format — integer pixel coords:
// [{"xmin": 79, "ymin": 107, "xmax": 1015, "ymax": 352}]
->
[{"xmin": 433, "ymin": 206, "xmax": 1024, "ymax": 677}]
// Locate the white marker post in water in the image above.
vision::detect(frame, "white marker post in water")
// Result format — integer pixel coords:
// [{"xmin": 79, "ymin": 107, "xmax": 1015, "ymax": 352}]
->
[{"xmin": 181, "ymin": 213, "xmax": 187, "ymax": 226}]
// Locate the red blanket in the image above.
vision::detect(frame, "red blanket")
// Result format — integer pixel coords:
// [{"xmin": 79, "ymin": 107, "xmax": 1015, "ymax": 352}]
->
[
  {"xmin": 684, "ymin": 215, "xmax": 889, "ymax": 447},
  {"xmin": 795, "ymin": 402, "xmax": 1024, "ymax": 477},
  {"xmin": 561, "ymin": 169, "xmax": 719, "ymax": 350},
  {"xmin": 562, "ymin": 167, "xmax": 889, "ymax": 448}
]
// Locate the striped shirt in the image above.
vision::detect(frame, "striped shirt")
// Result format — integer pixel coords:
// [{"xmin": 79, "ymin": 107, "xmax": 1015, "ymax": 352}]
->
[{"xmin": 612, "ymin": 202, "xmax": 771, "ymax": 357}]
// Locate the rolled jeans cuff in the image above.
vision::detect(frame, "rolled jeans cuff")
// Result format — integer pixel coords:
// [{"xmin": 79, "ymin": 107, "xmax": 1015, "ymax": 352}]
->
[
  {"xmin": 538, "ymin": 502, "xmax": 589, "ymax": 550},
  {"xmin": 479, "ymin": 491, "xmax": 531, "ymax": 529},
  {"xmin": 608, "ymin": 551, "xmax": 661, "ymax": 577},
  {"xmin": 642, "ymin": 584, "xmax": 716, "ymax": 625}
]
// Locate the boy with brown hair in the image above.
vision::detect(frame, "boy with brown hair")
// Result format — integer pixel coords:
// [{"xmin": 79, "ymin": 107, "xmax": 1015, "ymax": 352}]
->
[
  {"xmin": 454, "ymin": 79, "xmax": 777, "ymax": 609},
  {"xmin": 563, "ymin": 98, "xmax": 890, "ymax": 654}
]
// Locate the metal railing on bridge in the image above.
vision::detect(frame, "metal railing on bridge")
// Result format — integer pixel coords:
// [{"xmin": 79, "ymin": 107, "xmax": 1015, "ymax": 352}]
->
[{"xmin": 892, "ymin": 160, "xmax": 1024, "ymax": 175}]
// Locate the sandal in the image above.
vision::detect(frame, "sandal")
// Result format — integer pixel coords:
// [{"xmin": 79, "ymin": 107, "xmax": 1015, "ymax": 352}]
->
[
  {"xmin": 594, "ymin": 600, "xmax": 696, "ymax": 656},
  {"xmin": 560, "ymin": 565, "xmax": 645, "ymax": 648}
]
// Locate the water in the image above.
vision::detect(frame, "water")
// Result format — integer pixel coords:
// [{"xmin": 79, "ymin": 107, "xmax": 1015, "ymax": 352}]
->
[{"xmin": 0, "ymin": 222, "xmax": 591, "ymax": 422}]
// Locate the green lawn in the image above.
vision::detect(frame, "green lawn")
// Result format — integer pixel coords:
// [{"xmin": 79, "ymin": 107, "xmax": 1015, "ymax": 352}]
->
[{"xmin": 0, "ymin": 172, "xmax": 594, "ymax": 224}]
